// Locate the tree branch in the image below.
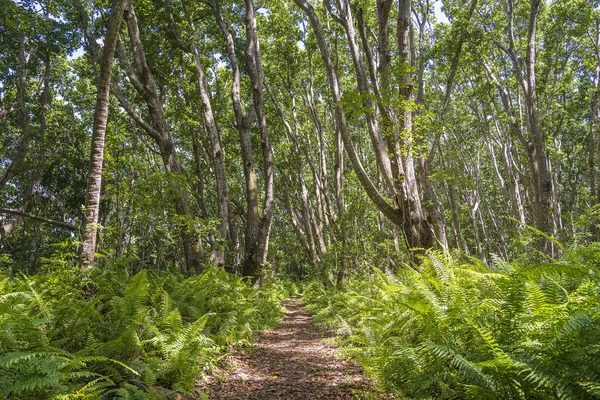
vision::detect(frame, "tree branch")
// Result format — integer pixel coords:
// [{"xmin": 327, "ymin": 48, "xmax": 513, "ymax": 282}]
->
[
  {"xmin": 110, "ymin": 81, "xmax": 163, "ymax": 142},
  {"xmin": 0, "ymin": 208, "xmax": 79, "ymax": 231}
]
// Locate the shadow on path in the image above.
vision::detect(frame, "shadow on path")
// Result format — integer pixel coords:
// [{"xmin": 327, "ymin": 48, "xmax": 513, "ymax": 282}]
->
[{"xmin": 197, "ymin": 297, "xmax": 374, "ymax": 399}]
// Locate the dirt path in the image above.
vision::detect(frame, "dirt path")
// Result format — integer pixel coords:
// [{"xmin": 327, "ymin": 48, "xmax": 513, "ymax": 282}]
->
[{"xmin": 197, "ymin": 297, "xmax": 374, "ymax": 399}]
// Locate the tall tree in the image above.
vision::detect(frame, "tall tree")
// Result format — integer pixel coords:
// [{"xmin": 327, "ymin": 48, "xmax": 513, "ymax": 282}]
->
[
  {"xmin": 214, "ymin": 0, "xmax": 275, "ymax": 279},
  {"xmin": 164, "ymin": 0, "xmax": 231, "ymax": 265},
  {"xmin": 294, "ymin": 0, "xmax": 435, "ymax": 251},
  {"xmin": 80, "ymin": 0, "xmax": 127, "ymax": 268}
]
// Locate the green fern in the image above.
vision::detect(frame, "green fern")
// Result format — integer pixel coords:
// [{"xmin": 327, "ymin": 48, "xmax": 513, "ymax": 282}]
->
[
  {"xmin": 303, "ymin": 247, "xmax": 600, "ymax": 399},
  {"xmin": 0, "ymin": 263, "xmax": 288, "ymax": 398}
]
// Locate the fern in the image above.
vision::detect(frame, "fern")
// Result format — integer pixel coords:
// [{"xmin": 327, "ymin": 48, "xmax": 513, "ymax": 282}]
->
[
  {"xmin": 303, "ymin": 247, "xmax": 600, "ymax": 399},
  {"xmin": 0, "ymin": 263, "xmax": 289, "ymax": 398}
]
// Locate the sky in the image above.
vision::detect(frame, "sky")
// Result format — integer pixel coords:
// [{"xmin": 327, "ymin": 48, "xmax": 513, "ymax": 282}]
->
[{"xmin": 434, "ymin": 0, "xmax": 450, "ymax": 24}]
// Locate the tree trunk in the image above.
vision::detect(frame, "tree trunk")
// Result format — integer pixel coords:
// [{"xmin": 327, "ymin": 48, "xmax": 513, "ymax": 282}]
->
[
  {"xmin": 501, "ymin": 0, "xmax": 553, "ymax": 251},
  {"xmin": 265, "ymin": 83, "xmax": 319, "ymax": 265},
  {"xmin": 524, "ymin": 1, "xmax": 552, "ymax": 248},
  {"xmin": 329, "ymin": 0, "xmax": 395, "ymax": 192},
  {"xmin": 242, "ymin": 0, "xmax": 275, "ymax": 278},
  {"xmin": 165, "ymin": 0, "xmax": 230, "ymax": 265},
  {"xmin": 293, "ymin": 0, "xmax": 407, "ymax": 232},
  {"xmin": 214, "ymin": 0, "xmax": 274, "ymax": 279},
  {"xmin": 412, "ymin": 2, "xmax": 450, "ymax": 249},
  {"xmin": 397, "ymin": 0, "xmax": 433, "ymax": 250},
  {"xmin": 121, "ymin": 0, "xmax": 204, "ymax": 273},
  {"xmin": 80, "ymin": 0, "xmax": 127, "ymax": 268}
]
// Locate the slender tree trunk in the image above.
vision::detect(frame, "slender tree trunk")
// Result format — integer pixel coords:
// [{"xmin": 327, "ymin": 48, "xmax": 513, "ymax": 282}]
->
[
  {"xmin": 334, "ymin": 120, "xmax": 348, "ymax": 284},
  {"xmin": 329, "ymin": 0, "xmax": 395, "ymax": 192},
  {"xmin": 214, "ymin": 0, "xmax": 247, "ymax": 271},
  {"xmin": 289, "ymin": 91, "xmax": 327, "ymax": 254},
  {"xmin": 214, "ymin": 0, "xmax": 274, "ymax": 279},
  {"xmin": 448, "ymin": 181, "xmax": 468, "ymax": 253},
  {"xmin": 499, "ymin": 0, "xmax": 553, "ymax": 251},
  {"xmin": 165, "ymin": 0, "xmax": 230, "ymax": 265},
  {"xmin": 397, "ymin": 0, "xmax": 433, "ymax": 250},
  {"xmin": 75, "ymin": 0, "xmax": 204, "ymax": 273},
  {"xmin": 121, "ymin": 1, "xmax": 204, "ymax": 273},
  {"xmin": 590, "ymin": 20, "xmax": 600, "ymax": 238},
  {"xmin": 0, "ymin": 29, "xmax": 31, "ymax": 189},
  {"xmin": 293, "ymin": 0, "xmax": 406, "ymax": 231},
  {"xmin": 242, "ymin": 0, "xmax": 275, "ymax": 278},
  {"xmin": 80, "ymin": 0, "xmax": 126, "ymax": 268},
  {"xmin": 282, "ymin": 178, "xmax": 318, "ymax": 266},
  {"xmin": 413, "ymin": 3, "xmax": 448, "ymax": 248},
  {"xmin": 265, "ymin": 83, "xmax": 320, "ymax": 264}
]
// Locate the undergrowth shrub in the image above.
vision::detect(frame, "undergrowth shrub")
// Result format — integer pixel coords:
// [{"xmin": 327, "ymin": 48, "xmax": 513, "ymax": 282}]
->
[
  {"xmin": 303, "ymin": 245, "xmax": 600, "ymax": 399},
  {"xmin": 0, "ymin": 262, "xmax": 293, "ymax": 399}
]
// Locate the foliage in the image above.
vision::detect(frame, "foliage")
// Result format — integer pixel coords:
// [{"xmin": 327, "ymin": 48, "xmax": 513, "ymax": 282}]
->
[
  {"xmin": 303, "ymin": 245, "xmax": 600, "ymax": 399},
  {"xmin": 0, "ymin": 259, "xmax": 294, "ymax": 398},
  {"xmin": 2, "ymin": 0, "xmax": 600, "ymax": 396}
]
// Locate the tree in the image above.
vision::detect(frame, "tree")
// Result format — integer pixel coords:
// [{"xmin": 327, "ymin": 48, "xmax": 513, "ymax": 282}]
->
[
  {"xmin": 213, "ymin": 0, "xmax": 275, "ymax": 279},
  {"xmin": 293, "ymin": 0, "xmax": 436, "ymax": 252},
  {"xmin": 164, "ymin": 0, "xmax": 231, "ymax": 265},
  {"xmin": 80, "ymin": 0, "xmax": 127, "ymax": 268}
]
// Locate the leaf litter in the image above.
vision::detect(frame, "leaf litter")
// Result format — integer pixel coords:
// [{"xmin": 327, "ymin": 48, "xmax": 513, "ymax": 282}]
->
[{"xmin": 196, "ymin": 297, "xmax": 379, "ymax": 399}]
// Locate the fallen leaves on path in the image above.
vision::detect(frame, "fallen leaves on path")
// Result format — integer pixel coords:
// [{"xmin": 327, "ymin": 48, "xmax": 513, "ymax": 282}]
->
[{"xmin": 196, "ymin": 297, "xmax": 375, "ymax": 399}]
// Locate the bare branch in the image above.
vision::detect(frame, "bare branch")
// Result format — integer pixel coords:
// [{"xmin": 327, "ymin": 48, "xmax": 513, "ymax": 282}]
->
[{"xmin": 0, "ymin": 208, "xmax": 79, "ymax": 231}]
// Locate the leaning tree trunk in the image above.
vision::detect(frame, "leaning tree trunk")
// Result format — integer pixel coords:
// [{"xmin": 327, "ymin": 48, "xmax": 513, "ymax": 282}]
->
[
  {"xmin": 295, "ymin": 0, "xmax": 434, "ymax": 252},
  {"xmin": 114, "ymin": 0, "xmax": 205, "ymax": 273},
  {"xmin": 80, "ymin": 0, "xmax": 127, "ymax": 269},
  {"xmin": 293, "ymin": 0, "xmax": 405, "ymax": 229}
]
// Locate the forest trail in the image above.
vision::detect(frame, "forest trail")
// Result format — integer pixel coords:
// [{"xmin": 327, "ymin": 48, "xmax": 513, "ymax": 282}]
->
[{"xmin": 197, "ymin": 297, "xmax": 375, "ymax": 399}]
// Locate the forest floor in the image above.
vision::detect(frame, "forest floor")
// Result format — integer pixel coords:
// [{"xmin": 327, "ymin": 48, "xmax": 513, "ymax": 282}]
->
[{"xmin": 196, "ymin": 297, "xmax": 379, "ymax": 399}]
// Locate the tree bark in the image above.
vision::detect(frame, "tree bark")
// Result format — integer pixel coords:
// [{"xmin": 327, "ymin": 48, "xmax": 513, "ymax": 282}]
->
[
  {"xmin": 297, "ymin": 0, "xmax": 435, "ymax": 252},
  {"xmin": 165, "ymin": 0, "xmax": 230, "ymax": 265},
  {"xmin": 241, "ymin": 0, "xmax": 275, "ymax": 278},
  {"xmin": 329, "ymin": 0, "xmax": 395, "ymax": 192},
  {"xmin": 495, "ymin": 0, "xmax": 553, "ymax": 251},
  {"xmin": 293, "ymin": 0, "xmax": 406, "ymax": 231},
  {"xmin": 118, "ymin": 0, "xmax": 204, "ymax": 273},
  {"xmin": 524, "ymin": 0, "xmax": 552, "ymax": 248},
  {"xmin": 397, "ymin": 0, "xmax": 433, "ymax": 250},
  {"xmin": 214, "ymin": 0, "xmax": 274, "ymax": 279},
  {"xmin": 79, "ymin": 0, "xmax": 127, "ymax": 269}
]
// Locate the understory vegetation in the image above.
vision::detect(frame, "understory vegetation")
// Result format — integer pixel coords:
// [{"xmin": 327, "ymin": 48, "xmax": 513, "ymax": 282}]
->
[
  {"xmin": 3, "ymin": 0, "xmax": 600, "ymax": 398},
  {"xmin": 304, "ymin": 245, "xmax": 600, "ymax": 400},
  {"xmin": 0, "ymin": 250, "xmax": 296, "ymax": 399}
]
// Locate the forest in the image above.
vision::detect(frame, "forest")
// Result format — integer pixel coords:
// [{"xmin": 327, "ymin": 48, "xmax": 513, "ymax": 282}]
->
[{"xmin": 0, "ymin": 0, "xmax": 599, "ymax": 397}]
